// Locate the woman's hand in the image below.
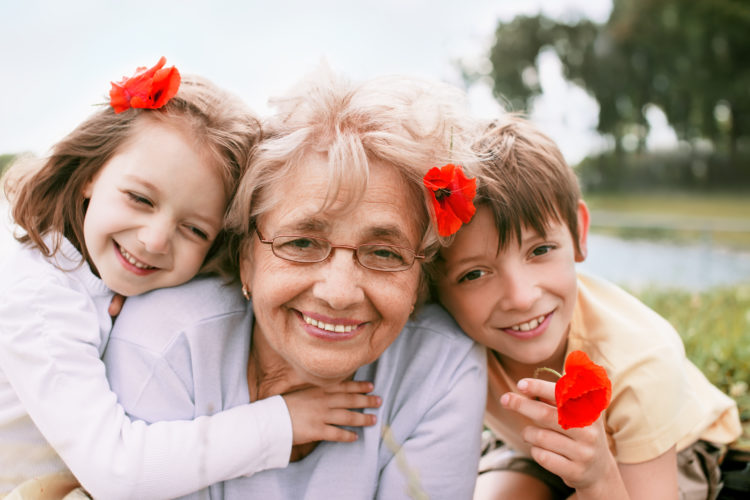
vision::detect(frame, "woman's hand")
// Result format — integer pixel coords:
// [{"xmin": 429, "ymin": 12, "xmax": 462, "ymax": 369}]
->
[
  {"xmin": 500, "ymin": 378, "xmax": 629, "ymax": 500},
  {"xmin": 283, "ymin": 380, "xmax": 381, "ymax": 445}
]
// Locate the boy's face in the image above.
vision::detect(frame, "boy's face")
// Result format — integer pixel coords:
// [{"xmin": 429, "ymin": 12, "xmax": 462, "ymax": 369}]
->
[{"xmin": 435, "ymin": 203, "xmax": 589, "ymax": 373}]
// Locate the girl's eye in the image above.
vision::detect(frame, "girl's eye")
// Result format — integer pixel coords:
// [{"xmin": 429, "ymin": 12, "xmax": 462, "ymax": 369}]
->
[
  {"xmin": 188, "ymin": 226, "xmax": 209, "ymax": 241},
  {"xmin": 127, "ymin": 192, "xmax": 152, "ymax": 206},
  {"xmin": 458, "ymin": 269, "xmax": 486, "ymax": 283},
  {"xmin": 531, "ymin": 244, "xmax": 554, "ymax": 257}
]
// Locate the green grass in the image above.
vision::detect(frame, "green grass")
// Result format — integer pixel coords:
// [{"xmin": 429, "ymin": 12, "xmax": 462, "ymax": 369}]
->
[
  {"xmin": 584, "ymin": 191, "xmax": 750, "ymax": 249},
  {"xmin": 584, "ymin": 191, "xmax": 750, "ymax": 219},
  {"xmin": 629, "ymin": 284, "xmax": 750, "ymax": 450}
]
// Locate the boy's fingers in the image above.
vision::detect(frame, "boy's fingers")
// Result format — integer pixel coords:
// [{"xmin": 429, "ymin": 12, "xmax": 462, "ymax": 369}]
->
[
  {"xmin": 517, "ymin": 378, "xmax": 556, "ymax": 404},
  {"xmin": 501, "ymin": 392, "xmax": 559, "ymax": 428}
]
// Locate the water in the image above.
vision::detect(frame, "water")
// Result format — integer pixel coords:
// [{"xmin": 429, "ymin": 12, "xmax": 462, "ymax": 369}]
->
[{"xmin": 578, "ymin": 233, "xmax": 750, "ymax": 291}]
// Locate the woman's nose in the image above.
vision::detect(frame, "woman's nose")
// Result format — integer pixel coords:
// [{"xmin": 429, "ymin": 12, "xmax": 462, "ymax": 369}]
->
[
  {"xmin": 137, "ymin": 219, "xmax": 173, "ymax": 255},
  {"xmin": 311, "ymin": 248, "xmax": 366, "ymax": 309}
]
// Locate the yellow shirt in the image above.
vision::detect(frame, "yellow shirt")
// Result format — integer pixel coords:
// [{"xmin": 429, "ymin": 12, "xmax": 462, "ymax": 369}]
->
[{"xmin": 485, "ymin": 272, "xmax": 742, "ymax": 464}]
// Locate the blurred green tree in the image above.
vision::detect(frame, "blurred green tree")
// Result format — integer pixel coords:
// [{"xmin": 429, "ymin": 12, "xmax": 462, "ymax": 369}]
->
[{"xmin": 485, "ymin": 0, "xmax": 750, "ymax": 178}]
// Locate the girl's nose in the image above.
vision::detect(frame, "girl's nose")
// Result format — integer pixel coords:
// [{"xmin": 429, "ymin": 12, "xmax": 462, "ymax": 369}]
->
[{"xmin": 137, "ymin": 219, "xmax": 173, "ymax": 255}]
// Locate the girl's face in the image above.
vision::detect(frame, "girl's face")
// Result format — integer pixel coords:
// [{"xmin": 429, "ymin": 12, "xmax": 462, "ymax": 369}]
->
[
  {"xmin": 82, "ymin": 119, "xmax": 227, "ymax": 296},
  {"xmin": 240, "ymin": 155, "xmax": 423, "ymax": 386},
  {"xmin": 435, "ymin": 203, "xmax": 589, "ymax": 376}
]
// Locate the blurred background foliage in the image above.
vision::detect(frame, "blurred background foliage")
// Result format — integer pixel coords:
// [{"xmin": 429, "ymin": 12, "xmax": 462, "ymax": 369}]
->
[{"xmin": 477, "ymin": 0, "xmax": 750, "ymax": 192}]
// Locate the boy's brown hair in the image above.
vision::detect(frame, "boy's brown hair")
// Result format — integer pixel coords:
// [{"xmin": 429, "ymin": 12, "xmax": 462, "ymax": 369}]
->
[
  {"xmin": 5, "ymin": 75, "xmax": 261, "ymax": 278},
  {"xmin": 474, "ymin": 114, "xmax": 583, "ymax": 255}
]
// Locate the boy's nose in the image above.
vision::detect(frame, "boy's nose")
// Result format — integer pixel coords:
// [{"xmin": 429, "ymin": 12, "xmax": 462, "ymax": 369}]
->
[{"xmin": 497, "ymin": 269, "xmax": 541, "ymax": 311}]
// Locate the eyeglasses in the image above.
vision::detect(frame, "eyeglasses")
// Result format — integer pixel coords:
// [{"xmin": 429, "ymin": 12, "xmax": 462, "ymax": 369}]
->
[{"xmin": 256, "ymin": 229, "xmax": 424, "ymax": 272}]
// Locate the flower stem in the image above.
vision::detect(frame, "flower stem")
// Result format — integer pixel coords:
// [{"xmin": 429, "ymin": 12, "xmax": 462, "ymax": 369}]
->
[{"xmin": 533, "ymin": 367, "xmax": 562, "ymax": 380}]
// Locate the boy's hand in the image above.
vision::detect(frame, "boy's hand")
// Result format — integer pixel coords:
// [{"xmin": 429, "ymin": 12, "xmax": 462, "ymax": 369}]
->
[
  {"xmin": 501, "ymin": 378, "xmax": 626, "ymax": 497},
  {"xmin": 283, "ymin": 380, "xmax": 381, "ymax": 445}
]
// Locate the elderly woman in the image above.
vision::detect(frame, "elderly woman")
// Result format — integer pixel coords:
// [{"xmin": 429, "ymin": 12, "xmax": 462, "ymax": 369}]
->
[{"xmin": 104, "ymin": 67, "xmax": 486, "ymax": 499}]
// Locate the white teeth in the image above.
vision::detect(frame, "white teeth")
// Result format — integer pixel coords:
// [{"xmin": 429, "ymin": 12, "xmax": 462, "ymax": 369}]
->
[
  {"xmin": 303, "ymin": 315, "xmax": 354, "ymax": 333},
  {"xmin": 509, "ymin": 314, "xmax": 547, "ymax": 332},
  {"xmin": 118, "ymin": 246, "xmax": 154, "ymax": 269}
]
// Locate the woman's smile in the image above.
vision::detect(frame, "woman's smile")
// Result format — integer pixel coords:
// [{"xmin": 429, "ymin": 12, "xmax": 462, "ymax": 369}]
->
[{"xmin": 298, "ymin": 310, "xmax": 365, "ymax": 340}]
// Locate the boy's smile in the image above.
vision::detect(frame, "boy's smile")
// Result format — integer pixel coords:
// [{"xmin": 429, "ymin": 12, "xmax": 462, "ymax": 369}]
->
[{"xmin": 436, "ymin": 203, "xmax": 589, "ymax": 379}]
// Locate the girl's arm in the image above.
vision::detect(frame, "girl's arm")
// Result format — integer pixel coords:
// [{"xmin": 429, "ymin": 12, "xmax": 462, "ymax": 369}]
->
[
  {"xmin": 0, "ymin": 276, "xmax": 292, "ymax": 500},
  {"xmin": 501, "ymin": 378, "xmax": 678, "ymax": 500}
]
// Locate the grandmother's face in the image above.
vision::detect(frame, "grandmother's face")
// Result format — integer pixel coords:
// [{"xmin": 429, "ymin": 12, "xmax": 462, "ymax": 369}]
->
[{"xmin": 240, "ymin": 155, "xmax": 423, "ymax": 385}]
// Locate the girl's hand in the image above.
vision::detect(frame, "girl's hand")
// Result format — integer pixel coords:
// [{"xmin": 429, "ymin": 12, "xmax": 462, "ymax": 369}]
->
[
  {"xmin": 283, "ymin": 380, "xmax": 381, "ymax": 445},
  {"xmin": 501, "ymin": 378, "xmax": 627, "ymax": 498},
  {"xmin": 108, "ymin": 293, "xmax": 126, "ymax": 319}
]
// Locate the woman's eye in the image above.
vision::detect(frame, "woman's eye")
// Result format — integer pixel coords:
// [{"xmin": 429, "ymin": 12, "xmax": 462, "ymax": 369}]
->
[
  {"xmin": 459, "ymin": 269, "xmax": 485, "ymax": 283},
  {"xmin": 127, "ymin": 192, "xmax": 152, "ymax": 206},
  {"xmin": 287, "ymin": 238, "xmax": 318, "ymax": 250},
  {"xmin": 531, "ymin": 244, "xmax": 554, "ymax": 257},
  {"xmin": 287, "ymin": 238, "xmax": 313, "ymax": 248},
  {"xmin": 371, "ymin": 247, "xmax": 405, "ymax": 262},
  {"xmin": 276, "ymin": 237, "xmax": 326, "ymax": 258}
]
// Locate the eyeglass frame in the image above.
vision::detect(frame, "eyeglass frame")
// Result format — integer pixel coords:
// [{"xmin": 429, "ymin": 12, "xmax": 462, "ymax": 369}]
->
[{"xmin": 255, "ymin": 229, "xmax": 425, "ymax": 272}]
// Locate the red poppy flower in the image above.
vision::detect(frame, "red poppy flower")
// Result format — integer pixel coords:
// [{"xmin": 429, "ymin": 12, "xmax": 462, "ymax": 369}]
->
[
  {"xmin": 423, "ymin": 164, "xmax": 477, "ymax": 237},
  {"xmin": 555, "ymin": 350, "xmax": 612, "ymax": 430},
  {"xmin": 109, "ymin": 57, "xmax": 181, "ymax": 114}
]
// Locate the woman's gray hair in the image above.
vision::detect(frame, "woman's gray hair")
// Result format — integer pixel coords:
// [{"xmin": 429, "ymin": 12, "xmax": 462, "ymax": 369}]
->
[{"xmin": 225, "ymin": 65, "xmax": 482, "ymax": 275}]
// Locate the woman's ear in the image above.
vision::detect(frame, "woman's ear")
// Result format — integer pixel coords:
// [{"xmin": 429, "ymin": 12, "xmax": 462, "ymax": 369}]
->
[{"xmin": 575, "ymin": 200, "xmax": 590, "ymax": 263}]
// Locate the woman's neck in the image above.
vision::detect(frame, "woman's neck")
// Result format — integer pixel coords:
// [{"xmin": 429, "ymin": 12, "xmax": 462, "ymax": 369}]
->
[{"xmin": 247, "ymin": 329, "xmax": 311, "ymax": 402}]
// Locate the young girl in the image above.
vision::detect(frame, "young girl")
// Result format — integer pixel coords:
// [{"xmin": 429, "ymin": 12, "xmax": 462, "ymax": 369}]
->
[{"xmin": 0, "ymin": 58, "xmax": 379, "ymax": 499}]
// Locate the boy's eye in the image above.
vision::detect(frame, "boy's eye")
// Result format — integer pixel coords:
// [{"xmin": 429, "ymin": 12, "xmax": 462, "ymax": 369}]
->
[
  {"xmin": 127, "ymin": 192, "xmax": 153, "ymax": 206},
  {"xmin": 458, "ymin": 269, "xmax": 486, "ymax": 283},
  {"xmin": 531, "ymin": 244, "xmax": 554, "ymax": 257}
]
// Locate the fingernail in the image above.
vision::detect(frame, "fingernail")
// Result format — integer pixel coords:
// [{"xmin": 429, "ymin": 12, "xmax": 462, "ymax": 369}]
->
[
  {"xmin": 517, "ymin": 379, "xmax": 528, "ymax": 391},
  {"xmin": 500, "ymin": 393, "xmax": 510, "ymax": 406}
]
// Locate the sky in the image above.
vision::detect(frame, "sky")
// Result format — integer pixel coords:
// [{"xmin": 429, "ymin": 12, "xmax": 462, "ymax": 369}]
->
[{"xmin": 0, "ymin": 0, "xmax": 615, "ymax": 165}]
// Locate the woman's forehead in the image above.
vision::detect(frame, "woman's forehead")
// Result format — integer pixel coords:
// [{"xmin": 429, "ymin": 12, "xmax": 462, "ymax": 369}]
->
[{"xmin": 261, "ymin": 158, "xmax": 423, "ymax": 243}]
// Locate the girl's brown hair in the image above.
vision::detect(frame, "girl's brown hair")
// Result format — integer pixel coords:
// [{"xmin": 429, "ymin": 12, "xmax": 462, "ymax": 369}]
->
[{"xmin": 5, "ymin": 75, "xmax": 260, "ymax": 277}]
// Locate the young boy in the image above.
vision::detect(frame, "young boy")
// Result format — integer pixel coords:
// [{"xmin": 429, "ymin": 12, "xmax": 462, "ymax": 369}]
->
[{"xmin": 433, "ymin": 116, "xmax": 742, "ymax": 499}]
